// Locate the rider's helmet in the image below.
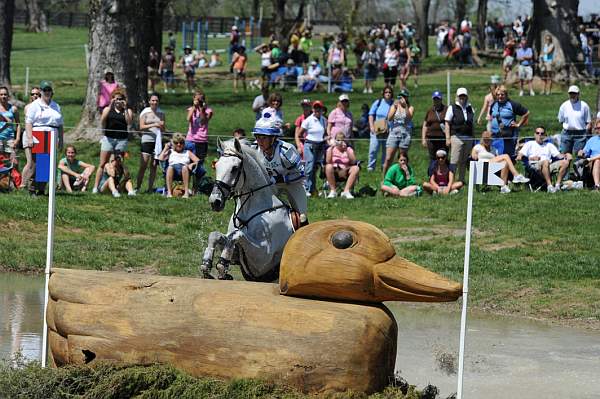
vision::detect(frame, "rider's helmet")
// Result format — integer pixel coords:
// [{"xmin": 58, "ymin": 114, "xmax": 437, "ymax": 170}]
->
[{"xmin": 252, "ymin": 108, "xmax": 283, "ymax": 137}]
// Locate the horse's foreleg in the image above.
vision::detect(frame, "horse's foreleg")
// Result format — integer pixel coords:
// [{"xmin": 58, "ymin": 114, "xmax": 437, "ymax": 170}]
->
[
  {"xmin": 201, "ymin": 231, "xmax": 228, "ymax": 279},
  {"xmin": 216, "ymin": 230, "xmax": 243, "ymax": 280}
]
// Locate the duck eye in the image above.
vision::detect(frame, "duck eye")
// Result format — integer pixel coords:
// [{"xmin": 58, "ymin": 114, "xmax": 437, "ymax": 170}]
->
[{"xmin": 331, "ymin": 230, "xmax": 355, "ymax": 249}]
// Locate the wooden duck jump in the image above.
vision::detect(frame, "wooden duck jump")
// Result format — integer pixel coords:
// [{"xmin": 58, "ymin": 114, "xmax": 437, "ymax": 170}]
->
[{"xmin": 47, "ymin": 220, "xmax": 461, "ymax": 394}]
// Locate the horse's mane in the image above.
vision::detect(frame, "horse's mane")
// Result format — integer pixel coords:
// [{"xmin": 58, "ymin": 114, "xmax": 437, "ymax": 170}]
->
[{"xmin": 221, "ymin": 139, "xmax": 270, "ymax": 184}]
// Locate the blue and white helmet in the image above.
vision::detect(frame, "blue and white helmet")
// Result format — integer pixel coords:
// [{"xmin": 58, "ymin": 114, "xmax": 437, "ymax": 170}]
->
[{"xmin": 252, "ymin": 108, "xmax": 283, "ymax": 136}]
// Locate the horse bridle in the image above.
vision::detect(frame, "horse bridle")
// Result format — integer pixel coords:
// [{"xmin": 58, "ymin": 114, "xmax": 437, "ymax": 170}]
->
[{"xmin": 213, "ymin": 153, "xmax": 244, "ymax": 201}]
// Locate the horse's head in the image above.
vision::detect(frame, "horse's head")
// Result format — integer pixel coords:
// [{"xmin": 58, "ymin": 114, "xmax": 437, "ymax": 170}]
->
[{"xmin": 210, "ymin": 138, "xmax": 244, "ymax": 212}]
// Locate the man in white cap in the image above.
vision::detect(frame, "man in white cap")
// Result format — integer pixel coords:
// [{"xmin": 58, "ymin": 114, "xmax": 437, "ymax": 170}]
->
[
  {"xmin": 444, "ymin": 87, "xmax": 475, "ymax": 183},
  {"xmin": 557, "ymin": 85, "xmax": 591, "ymax": 155},
  {"xmin": 251, "ymin": 110, "xmax": 307, "ymax": 224}
]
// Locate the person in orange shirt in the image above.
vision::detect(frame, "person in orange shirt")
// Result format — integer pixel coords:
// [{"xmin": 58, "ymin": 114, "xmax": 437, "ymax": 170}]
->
[{"xmin": 230, "ymin": 46, "xmax": 248, "ymax": 93}]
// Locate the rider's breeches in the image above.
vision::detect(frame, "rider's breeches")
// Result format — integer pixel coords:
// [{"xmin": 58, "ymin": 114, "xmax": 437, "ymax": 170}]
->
[{"xmin": 274, "ymin": 181, "xmax": 308, "ymax": 215}]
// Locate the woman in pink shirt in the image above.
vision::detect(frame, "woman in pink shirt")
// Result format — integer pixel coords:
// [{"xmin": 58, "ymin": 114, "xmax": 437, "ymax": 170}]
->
[
  {"xmin": 185, "ymin": 91, "xmax": 213, "ymax": 167},
  {"xmin": 324, "ymin": 132, "xmax": 360, "ymax": 199},
  {"xmin": 327, "ymin": 94, "xmax": 353, "ymax": 144},
  {"xmin": 97, "ymin": 69, "xmax": 119, "ymax": 111}
]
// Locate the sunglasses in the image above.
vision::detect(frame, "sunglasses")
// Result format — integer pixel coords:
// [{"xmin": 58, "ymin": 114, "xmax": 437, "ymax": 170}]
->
[
  {"xmin": 115, "ymin": 97, "xmax": 125, "ymax": 101},
  {"xmin": 437, "ymin": 156, "xmax": 446, "ymax": 159},
  {"xmin": 535, "ymin": 131, "xmax": 546, "ymax": 135},
  {"xmin": 30, "ymin": 92, "xmax": 41, "ymax": 97}
]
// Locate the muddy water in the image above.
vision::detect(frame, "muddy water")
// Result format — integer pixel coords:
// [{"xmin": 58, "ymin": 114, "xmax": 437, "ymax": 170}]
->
[
  {"xmin": 389, "ymin": 303, "xmax": 600, "ymax": 399},
  {"xmin": 1, "ymin": 273, "xmax": 599, "ymax": 398}
]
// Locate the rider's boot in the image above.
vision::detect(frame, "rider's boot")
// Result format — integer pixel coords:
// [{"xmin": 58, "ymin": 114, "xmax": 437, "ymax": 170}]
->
[
  {"xmin": 200, "ymin": 260, "xmax": 214, "ymax": 279},
  {"xmin": 216, "ymin": 258, "xmax": 234, "ymax": 280}
]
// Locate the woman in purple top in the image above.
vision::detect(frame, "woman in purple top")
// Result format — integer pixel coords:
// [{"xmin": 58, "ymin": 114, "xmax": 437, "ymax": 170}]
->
[{"xmin": 185, "ymin": 91, "xmax": 213, "ymax": 166}]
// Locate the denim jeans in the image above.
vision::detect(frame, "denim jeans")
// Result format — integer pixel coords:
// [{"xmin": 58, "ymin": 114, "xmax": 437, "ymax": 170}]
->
[
  {"xmin": 560, "ymin": 129, "xmax": 588, "ymax": 154},
  {"xmin": 303, "ymin": 141, "xmax": 326, "ymax": 193},
  {"xmin": 368, "ymin": 133, "xmax": 386, "ymax": 170}
]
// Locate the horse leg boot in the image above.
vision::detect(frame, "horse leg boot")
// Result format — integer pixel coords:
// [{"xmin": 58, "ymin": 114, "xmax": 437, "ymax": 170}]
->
[
  {"xmin": 201, "ymin": 231, "xmax": 227, "ymax": 279},
  {"xmin": 216, "ymin": 230, "xmax": 242, "ymax": 280}
]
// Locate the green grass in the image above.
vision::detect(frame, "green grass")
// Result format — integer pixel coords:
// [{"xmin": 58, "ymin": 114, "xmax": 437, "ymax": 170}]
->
[{"xmin": 3, "ymin": 25, "xmax": 600, "ymax": 326}]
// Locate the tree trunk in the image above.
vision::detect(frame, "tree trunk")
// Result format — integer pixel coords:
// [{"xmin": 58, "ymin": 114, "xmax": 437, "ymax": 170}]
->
[
  {"xmin": 72, "ymin": 0, "xmax": 167, "ymax": 141},
  {"xmin": 24, "ymin": 0, "xmax": 49, "ymax": 33},
  {"xmin": 272, "ymin": 0, "xmax": 286, "ymax": 42},
  {"xmin": 455, "ymin": 0, "xmax": 467, "ymax": 27},
  {"xmin": 530, "ymin": 0, "xmax": 583, "ymax": 81},
  {"xmin": 476, "ymin": 0, "xmax": 487, "ymax": 49},
  {"xmin": 252, "ymin": 0, "xmax": 260, "ymax": 19},
  {"xmin": 411, "ymin": 0, "xmax": 431, "ymax": 57},
  {"xmin": 0, "ymin": 0, "xmax": 15, "ymax": 89}
]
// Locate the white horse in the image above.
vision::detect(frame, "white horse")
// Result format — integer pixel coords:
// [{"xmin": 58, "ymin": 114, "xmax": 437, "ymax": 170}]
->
[{"xmin": 201, "ymin": 138, "xmax": 296, "ymax": 281}]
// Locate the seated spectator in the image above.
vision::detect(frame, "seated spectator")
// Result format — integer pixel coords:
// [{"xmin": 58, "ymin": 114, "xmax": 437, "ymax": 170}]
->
[
  {"xmin": 355, "ymin": 103, "xmax": 370, "ymax": 139},
  {"xmin": 98, "ymin": 152, "xmax": 135, "ymax": 197},
  {"xmin": 158, "ymin": 134, "xmax": 201, "ymax": 198},
  {"xmin": 333, "ymin": 68, "xmax": 353, "ymax": 93},
  {"xmin": 232, "ymin": 127, "xmax": 246, "ymax": 140},
  {"xmin": 282, "ymin": 59, "xmax": 299, "ymax": 88},
  {"xmin": 381, "ymin": 152, "xmax": 421, "ymax": 197},
  {"xmin": 325, "ymin": 132, "xmax": 360, "ymax": 199},
  {"xmin": 516, "ymin": 126, "xmax": 572, "ymax": 193},
  {"xmin": 57, "ymin": 145, "xmax": 95, "ymax": 193},
  {"xmin": 577, "ymin": 119, "xmax": 600, "ymax": 190},
  {"xmin": 197, "ymin": 51, "xmax": 208, "ymax": 68},
  {"xmin": 471, "ymin": 131, "xmax": 529, "ymax": 193},
  {"xmin": 209, "ymin": 51, "xmax": 222, "ymax": 68},
  {"xmin": 422, "ymin": 150, "xmax": 463, "ymax": 195}
]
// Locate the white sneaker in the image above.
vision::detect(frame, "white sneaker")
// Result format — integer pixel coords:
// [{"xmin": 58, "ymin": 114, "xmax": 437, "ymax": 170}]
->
[
  {"xmin": 519, "ymin": 90, "xmax": 524, "ymax": 97},
  {"xmin": 500, "ymin": 185, "xmax": 511, "ymax": 194},
  {"xmin": 363, "ymin": 88, "xmax": 368, "ymax": 94},
  {"xmin": 450, "ymin": 189, "xmax": 459, "ymax": 195},
  {"xmin": 340, "ymin": 191, "xmax": 354, "ymax": 199},
  {"xmin": 327, "ymin": 190, "xmax": 337, "ymax": 199},
  {"xmin": 305, "ymin": 190, "xmax": 312, "ymax": 198},
  {"xmin": 573, "ymin": 181, "xmax": 584, "ymax": 190},
  {"xmin": 92, "ymin": 187, "xmax": 98, "ymax": 194},
  {"xmin": 112, "ymin": 191, "xmax": 121, "ymax": 198},
  {"xmin": 530, "ymin": 90, "xmax": 535, "ymax": 96},
  {"xmin": 512, "ymin": 174, "xmax": 530, "ymax": 184},
  {"xmin": 547, "ymin": 185, "xmax": 557, "ymax": 193},
  {"xmin": 555, "ymin": 183, "xmax": 561, "ymax": 191},
  {"xmin": 368, "ymin": 88, "xmax": 373, "ymax": 93},
  {"xmin": 128, "ymin": 190, "xmax": 136, "ymax": 196}
]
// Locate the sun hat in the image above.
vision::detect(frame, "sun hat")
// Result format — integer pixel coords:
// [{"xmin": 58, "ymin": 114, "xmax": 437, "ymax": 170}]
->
[
  {"xmin": 432, "ymin": 90, "xmax": 443, "ymax": 99},
  {"xmin": 568, "ymin": 85, "xmax": 580, "ymax": 94},
  {"xmin": 338, "ymin": 94, "xmax": 350, "ymax": 102},
  {"xmin": 456, "ymin": 87, "xmax": 468, "ymax": 97},
  {"xmin": 436, "ymin": 149, "xmax": 447, "ymax": 158},
  {"xmin": 252, "ymin": 109, "xmax": 283, "ymax": 137},
  {"xmin": 40, "ymin": 80, "xmax": 53, "ymax": 90}
]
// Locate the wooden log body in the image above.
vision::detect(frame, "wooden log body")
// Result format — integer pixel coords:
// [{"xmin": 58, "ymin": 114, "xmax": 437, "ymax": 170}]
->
[{"xmin": 48, "ymin": 268, "xmax": 397, "ymax": 394}]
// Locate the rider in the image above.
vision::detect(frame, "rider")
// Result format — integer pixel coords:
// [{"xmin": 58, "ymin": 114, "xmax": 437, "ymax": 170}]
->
[{"xmin": 251, "ymin": 109, "xmax": 308, "ymax": 226}]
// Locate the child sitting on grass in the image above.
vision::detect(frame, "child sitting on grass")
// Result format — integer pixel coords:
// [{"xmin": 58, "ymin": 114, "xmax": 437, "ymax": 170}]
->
[
  {"xmin": 422, "ymin": 149, "xmax": 463, "ymax": 195},
  {"xmin": 57, "ymin": 145, "xmax": 95, "ymax": 193},
  {"xmin": 98, "ymin": 152, "xmax": 135, "ymax": 197},
  {"xmin": 381, "ymin": 152, "xmax": 421, "ymax": 197}
]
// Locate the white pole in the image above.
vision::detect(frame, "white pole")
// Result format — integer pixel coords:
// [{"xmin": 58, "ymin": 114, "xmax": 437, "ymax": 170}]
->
[
  {"xmin": 328, "ymin": 63, "xmax": 332, "ymax": 93},
  {"xmin": 41, "ymin": 129, "xmax": 58, "ymax": 368},
  {"xmin": 457, "ymin": 161, "xmax": 475, "ymax": 399},
  {"xmin": 447, "ymin": 70, "xmax": 451, "ymax": 104},
  {"xmin": 259, "ymin": 6, "xmax": 263, "ymax": 22},
  {"xmin": 24, "ymin": 67, "xmax": 30, "ymax": 100}
]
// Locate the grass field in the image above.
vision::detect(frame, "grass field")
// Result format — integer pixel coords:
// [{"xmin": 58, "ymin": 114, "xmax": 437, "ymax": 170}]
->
[{"xmin": 3, "ymin": 25, "xmax": 600, "ymax": 328}]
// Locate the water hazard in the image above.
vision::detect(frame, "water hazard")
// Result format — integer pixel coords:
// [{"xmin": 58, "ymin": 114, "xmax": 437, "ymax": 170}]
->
[{"xmin": 1, "ymin": 273, "xmax": 599, "ymax": 398}]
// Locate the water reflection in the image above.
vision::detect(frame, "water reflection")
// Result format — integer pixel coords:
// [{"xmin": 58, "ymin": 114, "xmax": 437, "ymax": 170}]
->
[{"xmin": 0, "ymin": 273, "xmax": 44, "ymax": 361}]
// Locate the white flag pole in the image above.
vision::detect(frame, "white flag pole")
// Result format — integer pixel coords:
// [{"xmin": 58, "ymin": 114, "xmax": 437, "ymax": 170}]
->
[
  {"xmin": 41, "ymin": 129, "xmax": 58, "ymax": 368},
  {"xmin": 457, "ymin": 161, "xmax": 476, "ymax": 398}
]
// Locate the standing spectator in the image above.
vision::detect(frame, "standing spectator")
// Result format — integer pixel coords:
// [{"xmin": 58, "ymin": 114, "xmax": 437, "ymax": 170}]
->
[
  {"xmin": 516, "ymin": 126, "xmax": 571, "ymax": 193},
  {"xmin": 136, "ymin": 93, "xmax": 165, "ymax": 193},
  {"xmin": 398, "ymin": 40, "xmax": 411, "ymax": 90},
  {"xmin": 436, "ymin": 23, "xmax": 448, "ymax": 55},
  {"xmin": 477, "ymin": 75, "xmax": 500, "ymax": 131},
  {"xmin": 409, "ymin": 40, "xmax": 421, "ymax": 88},
  {"xmin": 230, "ymin": 46, "xmax": 247, "ymax": 93},
  {"xmin": 355, "ymin": 103, "xmax": 371, "ymax": 139},
  {"xmin": 381, "ymin": 152, "xmax": 421, "ymax": 197},
  {"xmin": 19, "ymin": 87, "xmax": 40, "ymax": 190},
  {"xmin": 58, "ymin": 145, "xmax": 95, "ymax": 193},
  {"xmin": 459, "ymin": 28, "xmax": 473, "ymax": 67},
  {"xmin": 266, "ymin": 92, "xmax": 285, "ymax": 122},
  {"xmin": 185, "ymin": 91, "xmax": 213, "ymax": 172},
  {"xmin": 0, "ymin": 86, "xmax": 21, "ymax": 165},
  {"xmin": 179, "ymin": 46, "xmax": 198, "ymax": 94},
  {"xmin": 98, "ymin": 152, "xmax": 135, "ymax": 197},
  {"xmin": 93, "ymin": 89, "xmax": 133, "ymax": 193},
  {"xmin": 327, "ymin": 94, "xmax": 353, "ymax": 142},
  {"xmin": 488, "ymin": 85, "xmax": 529, "ymax": 157},
  {"xmin": 168, "ymin": 31, "xmax": 176, "ymax": 51},
  {"xmin": 257, "ymin": 44, "xmax": 273, "ymax": 88},
  {"xmin": 252, "ymin": 86, "xmax": 269, "ymax": 120},
  {"xmin": 158, "ymin": 134, "xmax": 201, "ymax": 198},
  {"xmin": 298, "ymin": 101, "xmax": 328, "ymax": 196},
  {"xmin": 97, "ymin": 69, "xmax": 119, "ymax": 111},
  {"xmin": 368, "ymin": 86, "xmax": 394, "ymax": 172},
  {"xmin": 516, "ymin": 38, "xmax": 534, "ymax": 96},
  {"xmin": 294, "ymin": 98, "xmax": 313, "ymax": 157},
  {"xmin": 382, "ymin": 41, "xmax": 399, "ymax": 87},
  {"xmin": 421, "ymin": 90, "xmax": 448, "ymax": 163},
  {"xmin": 209, "ymin": 50, "xmax": 222, "ymax": 68},
  {"xmin": 24, "ymin": 81, "xmax": 64, "ymax": 194},
  {"xmin": 539, "ymin": 35, "xmax": 555, "ymax": 95},
  {"xmin": 494, "ymin": 19, "xmax": 505, "ymax": 50},
  {"xmin": 148, "ymin": 46, "xmax": 160, "ymax": 93},
  {"xmin": 159, "ymin": 46, "xmax": 176, "ymax": 94},
  {"xmin": 384, "ymin": 89, "xmax": 413, "ymax": 174},
  {"xmin": 362, "ymin": 42, "xmax": 380, "ymax": 94},
  {"xmin": 422, "ymin": 149, "xmax": 463, "ymax": 195},
  {"xmin": 557, "ymin": 85, "xmax": 592, "ymax": 155},
  {"xmin": 328, "ymin": 41, "xmax": 345, "ymax": 82},
  {"xmin": 577, "ymin": 120, "xmax": 600, "ymax": 190},
  {"xmin": 502, "ymin": 34, "xmax": 516, "ymax": 81},
  {"xmin": 485, "ymin": 21, "xmax": 495, "ymax": 50},
  {"xmin": 229, "ymin": 25, "xmax": 240, "ymax": 63},
  {"xmin": 299, "ymin": 31, "xmax": 313, "ymax": 65},
  {"xmin": 324, "ymin": 132, "xmax": 360, "ymax": 199},
  {"xmin": 444, "ymin": 87, "xmax": 474, "ymax": 183}
]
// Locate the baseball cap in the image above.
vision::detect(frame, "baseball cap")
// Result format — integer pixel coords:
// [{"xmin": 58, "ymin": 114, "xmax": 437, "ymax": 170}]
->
[
  {"xmin": 300, "ymin": 98, "xmax": 312, "ymax": 106},
  {"xmin": 104, "ymin": 68, "xmax": 114, "ymax": 75},
  {"xmin": 398, "ymin": 89, "xmax": 410, "ymax": 98},
  {"xmin": 456, "ymin": 87, "xmax": 468, "ymax": 97},
  {"xmin": 40, "ymin": 80, "xmax": 53, "ymax": 90},
  {"xmin": 232, "ymin": 25, "xmax": 238, "ymax": 30},
  {"xmin": 310, "ymin": 60, "xmax": 317, "ymax": 66},
  {"xmin": 432, "ymin": 90, "xmax": 442, "ymax": 99},
  {"xmin": 436, "ymin": 149, "xmax": 447, "ymax": 158},
  {"xmin": 568, "ymin": 85, "xmax": 580, "ymax": 94},
  {"xmin": 338, "ymin": 94, "xmax": 350, "ymax": 102},
  {"xmin": 312, "ymin": 100, "xmax": 324, "ymax": 108}
]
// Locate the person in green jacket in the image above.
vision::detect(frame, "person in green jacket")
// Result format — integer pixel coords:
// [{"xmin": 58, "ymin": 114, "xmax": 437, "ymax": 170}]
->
[{"xmin": 380, "ymin": 153, "xmax": 421, "ymax": 197}]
